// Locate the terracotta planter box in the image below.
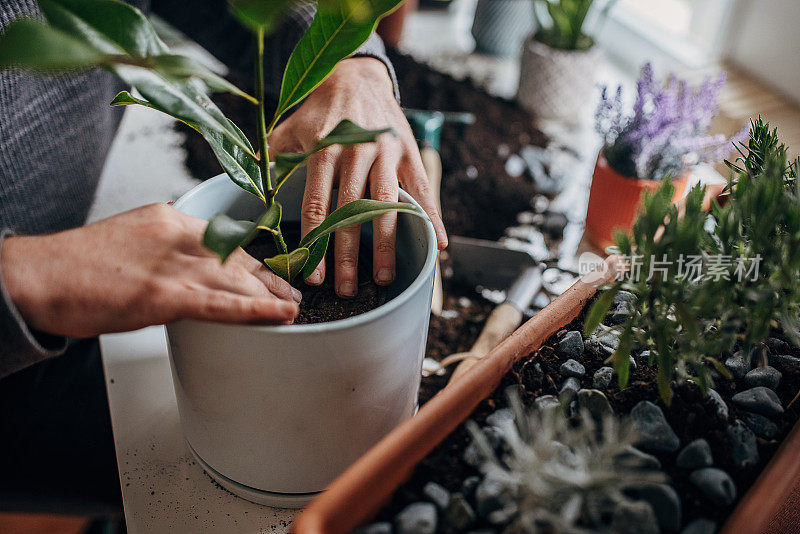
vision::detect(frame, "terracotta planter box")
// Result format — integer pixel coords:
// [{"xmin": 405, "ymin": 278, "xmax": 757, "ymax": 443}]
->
[
  {"xmin": 585, "ymin": 152, "xmax": 688, "ymax": 250},
  {"xmin": 294, "ymin": 256, "xmax": 800, "ymax": 534}
]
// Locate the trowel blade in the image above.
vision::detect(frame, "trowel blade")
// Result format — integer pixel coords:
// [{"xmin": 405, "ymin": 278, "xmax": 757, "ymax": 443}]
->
[{"xmin": 447, "ymin": 235, "xmax": 540, "ymax": 290}]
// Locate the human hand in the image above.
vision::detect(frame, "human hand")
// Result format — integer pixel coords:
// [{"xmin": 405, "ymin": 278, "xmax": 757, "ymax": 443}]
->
[
  {"xmin": 0, "ymin": 204, "xmax": 300, "ymax": 337},
  {"xmin": 268, "ymin": 57, "xmax": 447, "ymax": 297}
]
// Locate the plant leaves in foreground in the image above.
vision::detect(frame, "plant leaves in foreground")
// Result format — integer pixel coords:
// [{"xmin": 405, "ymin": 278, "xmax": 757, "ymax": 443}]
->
[
  {"xmin": 301, "ymin": 234, "xmax": 330, "ymax": 280},
  {"xmin": 203, "ymin": 213, "xmax": 259, "ymax": 262},
  {"xmin": 264, "ymin": 248, "xmax": 310, "ymax": 282}
]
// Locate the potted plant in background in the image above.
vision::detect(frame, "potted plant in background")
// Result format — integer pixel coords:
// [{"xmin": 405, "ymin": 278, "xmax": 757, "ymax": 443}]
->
[
  {"xmin": 0, "ymin": 0, "xmax": 439, "ymax": 508},
  {"xmin": 471, "ymin": 0, "xmax": 535, "ymax": 58},
  {"xmin": 296, "ymin": 122, "xmax": 800, "ymax": 534},
  {"xmin": 586, "ymin": 62, "xmax": 748, "ymax": 249},
  {"xmin": 516, "ymin": 0, "xmax": 615, "ymax": 123}
]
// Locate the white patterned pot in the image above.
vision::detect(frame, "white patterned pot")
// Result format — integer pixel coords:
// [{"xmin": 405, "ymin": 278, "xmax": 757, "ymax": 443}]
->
[
  {"xmin": 471, "ymin": 0, "xmax": 535, "ymax": 58},
  {"xmin": 165, "ymin": 169, "xmax": 437, "ymax": 508},
  {"xmin": 517, "ymin": 37, "xmax": 603, "ymax": 122}
]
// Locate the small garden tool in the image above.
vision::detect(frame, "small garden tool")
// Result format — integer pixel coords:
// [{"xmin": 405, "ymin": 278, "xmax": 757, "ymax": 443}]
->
[
  {"xmin": 421, "ymin": 236, "xmax": 544, "ymax": 382},
  {"xmin": 404, "ymin": 108, "xmax": 475, "ymax": 315}
]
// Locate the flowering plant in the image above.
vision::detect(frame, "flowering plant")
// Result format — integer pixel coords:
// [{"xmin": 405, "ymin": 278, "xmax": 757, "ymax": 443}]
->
[{"xmin": 595, "ymin": 62, "xmax": 748, "ymax": 181}]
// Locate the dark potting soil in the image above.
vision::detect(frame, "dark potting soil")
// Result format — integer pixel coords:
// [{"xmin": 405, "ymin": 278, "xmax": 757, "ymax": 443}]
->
[
  {"xmin": 375, "ymin": 296, "xmax": 800, "ymax": 531},
  {"xmin": 244, "ymin": 224, "xmax": 388, "ymax": 325},
  {"xmin": 177, "ymin": 50, "xmax": 547, "ymax": 242}
]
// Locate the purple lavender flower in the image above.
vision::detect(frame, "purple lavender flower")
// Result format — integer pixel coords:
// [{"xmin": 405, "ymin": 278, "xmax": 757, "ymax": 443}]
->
[{"xmin": 595, "ymin": 63, "xmax": 747, "ymax": 181}]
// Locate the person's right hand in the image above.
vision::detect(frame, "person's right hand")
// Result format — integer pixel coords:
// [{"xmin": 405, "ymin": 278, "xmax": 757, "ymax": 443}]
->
[{"xmin": 0, "ymin": 203, "xmax": 300, "ymax": 338}]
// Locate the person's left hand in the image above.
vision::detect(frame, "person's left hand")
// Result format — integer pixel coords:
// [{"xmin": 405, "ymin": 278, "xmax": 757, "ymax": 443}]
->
[{"xmin": 268, "ymin": 57, "xmax": 447, "ymax": 298}]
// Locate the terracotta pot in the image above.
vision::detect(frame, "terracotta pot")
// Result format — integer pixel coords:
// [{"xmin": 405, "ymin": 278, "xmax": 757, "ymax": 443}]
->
[
  {"xmin": 585, "ymin": 152, "xmax": 688, "ymax": 250},
  {"xmin": 293, "ymin": 257, "xmax": 622, "ymax": 533},
  {"xmin": 294, "ymin": 252, "xmax": 800, "ymax": 534}
]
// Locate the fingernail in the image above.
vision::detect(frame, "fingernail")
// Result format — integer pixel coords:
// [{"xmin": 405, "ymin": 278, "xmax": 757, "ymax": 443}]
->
[
  {"xmin": 376, "ymin": 268, "xmax": 394, "ymax": 285},
  {"xmin": 307, "ymin": 268, "xmax": 323, "ymax": 285},
  {"xmin": 291, "ymin": 288, "xmax": 302, "ymax": 303},
  {"xmin": 338, "ymin": 280, "xmax": 355, "ymax": 298}
]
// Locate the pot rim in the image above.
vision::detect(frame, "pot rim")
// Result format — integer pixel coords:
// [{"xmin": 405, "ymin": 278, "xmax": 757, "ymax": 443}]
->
[
  {"xmin": 172, "ymin": 174, "xmax": 438, "ymax": 333},
  {"xmin": 523, "ymin": 35, "xmax": 600, "ymax": 56}
]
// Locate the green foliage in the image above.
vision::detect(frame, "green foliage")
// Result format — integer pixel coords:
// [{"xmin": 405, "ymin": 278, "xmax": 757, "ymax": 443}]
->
[
  {"xmin": 0, "ymin": 0, "xmax": 422, "ymax": 284},
  {"xmin": 587, "ymin": 120, "xmax": 800, "ymax": 404},
  {"xmin": 531, "ymin": 0, "xmax": 615, "ymax": 50}
]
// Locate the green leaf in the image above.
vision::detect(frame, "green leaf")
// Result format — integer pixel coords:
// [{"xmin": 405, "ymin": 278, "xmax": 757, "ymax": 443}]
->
[
  {"xmin": 203, "ymin": 213, "xmax": 259, "ymax": 262},
  {"xmin": 264, "ymin": 248, "xmax": 310, "ymax": 282},
  {"xmin": 272, "ymin": 120, "xmax": 395, "ymax": 194},
  {"xmin": 111, "ymin": 91, "xmax": 264, "ymax": 200},
  {"xmin": 301, "ymin": 234, "xmax": 330, "ymax": 280},
  {"xmin": 149, "ymin": 55, "xmax": 257, "ymax": 104},
  {"xmin": 583, "ymin": 289, "xmax": 617, "ymax": 337},
  {"xmin": 229, "ymin": 0, "xmax": 296, "ymax": 32},
  {"xmin": 272, "ymin": 0, "xmax": 404, "ymax": 123},
  {"xmin": 257, "ymin": 201, "xmax": 282, "ymax": 230},
  {"xmin": 299, "ymin": 199, "xmax": 422, "ymax": 248},
  {"xmin": 0, "ymin": 18, "xmax": 105, "ymax": 71}
]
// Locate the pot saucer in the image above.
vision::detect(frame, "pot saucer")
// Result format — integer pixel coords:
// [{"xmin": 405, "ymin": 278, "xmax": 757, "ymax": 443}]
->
[{"xmin": 188, "ymin": 443, "xmax": 319, "ymax": 509}]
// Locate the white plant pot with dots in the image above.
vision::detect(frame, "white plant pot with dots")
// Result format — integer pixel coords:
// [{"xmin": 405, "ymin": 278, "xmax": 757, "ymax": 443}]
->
[{"xmin": 165, "ymin": 167, "xmax": 436, "ymax": 508}]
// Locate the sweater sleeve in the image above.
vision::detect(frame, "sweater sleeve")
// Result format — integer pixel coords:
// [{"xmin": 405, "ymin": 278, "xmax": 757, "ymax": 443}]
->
[
  {"xmin": 0, "ymin": 229, "xmax": 67, "ymax": 379},
  {"xmin": 153, "ymin": 0, "xmax": 399, "ymax": 102}
]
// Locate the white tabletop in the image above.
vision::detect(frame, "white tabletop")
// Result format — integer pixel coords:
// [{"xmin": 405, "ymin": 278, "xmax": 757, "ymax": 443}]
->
[{"xmin": 100, "ymin": 327, "xmax": 296, "ymax": 533}]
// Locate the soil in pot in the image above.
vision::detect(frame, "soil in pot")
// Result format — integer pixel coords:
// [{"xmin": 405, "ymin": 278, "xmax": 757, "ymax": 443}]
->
[
  {"xmin": 372, "ymin": 295, "xmax": 800, "ymax": 532},
  {"xmin": 245, "ymin": 223, "xmax": 389, "ymax": 325}
]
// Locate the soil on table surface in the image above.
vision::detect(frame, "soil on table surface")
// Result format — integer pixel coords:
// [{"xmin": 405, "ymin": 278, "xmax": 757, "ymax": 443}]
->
[
  {"xmin": 376, "ymin": 297, "xmax": 800, "ymax": 531},
  {"xmin": 178, "ymin": 49, "xmax": 548, "ymax": 243},
  {"xmin": 245, "ymin": 224, "xmax": 391, "ymax": 325}
]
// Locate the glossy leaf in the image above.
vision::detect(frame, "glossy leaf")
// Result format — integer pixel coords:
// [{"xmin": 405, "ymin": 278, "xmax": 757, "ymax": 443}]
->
[
  {"xmin": 0, "ymin": 18, "xmax": 105, "ymax": 71},
  {"xmin": 272, "ymin": 120, "xmax": 394, "ymax": 193},
  {"xmin": 264, "ymin": 248, "xmax": 310, "ymax": 282},
  {"xmin": 203, "ymin": 213, "xmax": 259, "ymax": 262},
  {"xmin": 149, "ymin": 55, "xmax": 257, "ymax": 104},
  {"xmin": 272, "ymin": 0, "xmax": 404, "ymax": 123},
  {"xmin": 301, "ymin": 234, "xmax": 330, "ymax": 280},
  {"xmin": 111, "ymin": 91, "xmax": 264, "ymax": 200},
  {"xmin": 299, "ymin": 199, "xmax": 422, "ymax": 248},
  {"xmin": 257, "ymin": 201, "xmax": 282, "ymax": 230}
]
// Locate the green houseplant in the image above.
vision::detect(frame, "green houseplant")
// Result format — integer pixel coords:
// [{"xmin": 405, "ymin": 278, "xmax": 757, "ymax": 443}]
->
[
  {"xmin": 516, "ymin": 0, "xmax": 615, "ymax": 121},
  {"xmin": 0, "ymin": 0, "xmax": 442, "ymax": 507},
  {"xmin": 0, "ymin": 0, "xmax": 421, "ymax": 283}
]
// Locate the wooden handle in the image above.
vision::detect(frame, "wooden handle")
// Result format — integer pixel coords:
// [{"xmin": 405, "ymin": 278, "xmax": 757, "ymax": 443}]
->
[
  {"xmin": 420, "ymin": 147, "xmax": 444, "ymax": 315},
  {"xmin": 450, "ymin": 302, "xmax": 523, "ymax": 382}
]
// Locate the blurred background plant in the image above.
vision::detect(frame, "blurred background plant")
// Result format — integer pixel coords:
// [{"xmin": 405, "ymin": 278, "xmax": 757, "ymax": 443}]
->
[
  {"xmin": 531, "ymin": 0, "xmax": 616, "ymax": 51},
  {"xmin": 596, "ymin": 62, "xmax": 748, "ymax": 181}
]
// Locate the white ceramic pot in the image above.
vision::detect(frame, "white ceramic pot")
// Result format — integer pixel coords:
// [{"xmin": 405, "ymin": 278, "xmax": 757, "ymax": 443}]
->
[
  {"xmin": 166, "ymin": 169, "xmax": 437, "ymax": 508},
  {"xmin": 516, "ymin": 37, "xmax": 602, "ymax": 123}
]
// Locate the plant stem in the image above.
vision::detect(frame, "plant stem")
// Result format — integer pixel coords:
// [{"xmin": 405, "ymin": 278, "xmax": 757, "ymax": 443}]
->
[
  {"xmin": 254, "ymin": 26, "xmax": 272, "ymax": 195},
  {"xmin": 254, "ymin": 27, "xmax": 287, "ymax": 254}
]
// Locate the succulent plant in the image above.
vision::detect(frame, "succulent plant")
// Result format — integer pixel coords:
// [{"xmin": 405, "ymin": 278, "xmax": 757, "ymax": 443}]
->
[{"xmin": 467, "ymin": 394, "xmax": 665, "ymax": 533}]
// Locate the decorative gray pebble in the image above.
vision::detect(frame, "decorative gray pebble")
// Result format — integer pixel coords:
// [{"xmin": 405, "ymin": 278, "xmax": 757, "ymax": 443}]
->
[
  {"xmin": 354, "ymin": 523, "xmax": 393, "ymax": 534},
  {"xmin": 559, "ymin": 377, "xmax": 580, "ymax": 401},
  {"xmin": 739, "ymin": 411, "xmax": 779, "ymax": 439},
  {"xmin": 689, "ymin": 468, "xmax": 736, "ymax": 506},
  {"xmin": 727, "ymin": 419, "xmax": 759, "ymax": 468},
  {"xmin": 681, "ymin": 518, "xmax": 717, "ymax": 534},
  {"xmin": 768, "ymin": 353, "xmax": 800, "ymax": 370},
  {"xmin": 481, "ymin": 426, "xmax": 503, "ymax": 450},
  {"xmin": 463, "ymin": 443, "xmax": 481, "ymax": 467},
  {"xmin": 636, "ymin": 484, "xmax": 682, "ymax": 533},
  {"xmin": 613, "ymin": 290, "xmax": 635, "ymax": 307},
  {"xmin": 577, "ymin": 388, "xmax": 613, "ymax": 419},
  {"xmin": 596, "ymin": 329, "xmax": 620, "ymax": 353},
  {"xmin": 731, "ymin": 386, "xmax": 784, "ymax": 417},
  {"xmin": 475, "ymin": 477, "xmax": 506, "ymax": 518},
  {"xmin": 610, "ymin": 500, "xmax": 659, "ymax": 534},
  {"xmin": 558, "ymin": 331, "xmax": 584, "ymax": 357},
  {"xmin": 423, "ymin": 482, "xmax": 450, "ymax": 510},
  {"xmin": 707, "ymin": 389, "xmax": 729, "ymax": 420},
  {"xmin": 616, "ymin": 445, "xmax": 662, "ymax": 470},
  {"xmin": 534, "ymin": 395, "xmax": 560, "ymax": 411},
  {"xmin": 725, "ymin": 350, "xmax": 752, "ymax": 378},
  {"xmin": 504, "ymin": 154, "xmax": 526, "ymax": 177},
  {"xmin": 628, "ymin": 355, "xmax": 638, "ymax": 370},
  {"xmin": 676, "ymin": 438, "xmax": 713, "ymax": 469},
  {"xmin": 395, "ymin": 502, "xmax": 437, "ymax": 534},
  {"xmin": 559, "ymin": 358, "xmax": 586, "ymax": 378},
  {"xmin": 485, "ymin": 408, "xmax": 514, "ymax": 428},
  {"xmin": 767, "ymin": 337, "xmax": 789, "ymax": 354},
  {"xmin": 609, "ymin": 291, "xmax": 635, "ymax": 324},
  {"xmin": 631, "ymin": 400, "xmax": 681, "ymax": 453},
  {"xmin": 444, "ymin": 493, "xmax": 476, "ymax": 531},
  {"xmin": 593, "ymin": 366, "xmax": 614, "ymax": 389},
  {"xmin": 744, "ymin": 366, "xmax": 782, "ymax": 390},
  {"xmin": 640, "ymin": 349, "xmax": 652, "ymax": 362}
]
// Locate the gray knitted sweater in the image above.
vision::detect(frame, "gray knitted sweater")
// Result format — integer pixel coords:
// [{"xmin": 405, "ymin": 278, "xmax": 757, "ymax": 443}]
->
[{"xmin": 0, "ymin": 0, "xmax": 395, "ymax": 378}]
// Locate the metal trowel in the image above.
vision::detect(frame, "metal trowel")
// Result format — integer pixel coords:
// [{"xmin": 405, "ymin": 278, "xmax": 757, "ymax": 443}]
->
[{"xmin": 424, "ymin": 235, "xmax": 544, "ymax": 382}]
